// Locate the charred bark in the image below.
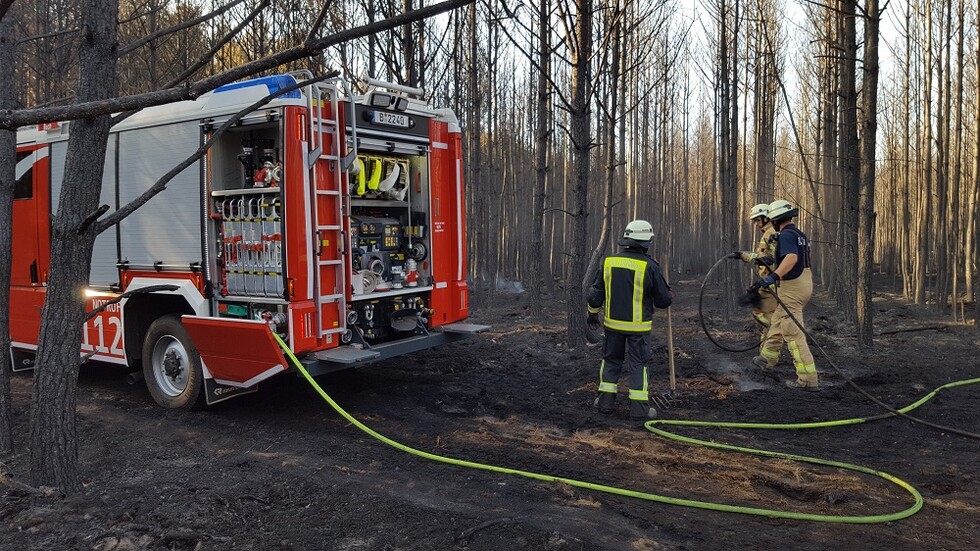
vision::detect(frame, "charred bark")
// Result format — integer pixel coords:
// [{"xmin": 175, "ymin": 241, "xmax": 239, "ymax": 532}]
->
[
  {"xmin": 529, "ymin": 0, "xmax": 552, "ymax": 317},
  {"xmin": 567, "ymin": 0, "xmax": 592, "ymax": 348},
  {"xmin": 28, "ymin": 0, "xmax": 119, "ymax": 493},
  {"xmin": 0, "ymin": 8, "xmax": 15, "ymax": 454},
  {"xmin": 857, "ymin": 0, "xmax": 880, "ymax": 350}
]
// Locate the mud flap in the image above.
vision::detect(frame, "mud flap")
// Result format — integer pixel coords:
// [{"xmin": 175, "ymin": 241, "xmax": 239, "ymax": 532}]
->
[
  {"xmin": 203, "ymin": 376, "xmax": 258, "ymax": 405},
  {"xmin": 181, "ymin": 316, "xmax": 288, "ymax": 388},
  {"xmin": 10, "ymin": 346, "xmax": 36, "ymax": 372}
]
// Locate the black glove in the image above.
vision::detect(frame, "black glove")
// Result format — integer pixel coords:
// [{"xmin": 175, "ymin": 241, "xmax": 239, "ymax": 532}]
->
[
  {"xmin": 750, "ymin": 272, "xmax": 780, "ymax": 291},
  {"xmin": 737, "ymin": 289, "xmax": 763, "ymax": 308},
  {"xmin": 585, "ymin": 312, "xmax": 603, "ymax": 344}
]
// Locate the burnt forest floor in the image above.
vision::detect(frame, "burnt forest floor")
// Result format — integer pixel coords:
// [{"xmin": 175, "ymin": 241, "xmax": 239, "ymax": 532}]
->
[{"xmin": 2, "ymin": 276, "xmax": 980, "ymax": 551}]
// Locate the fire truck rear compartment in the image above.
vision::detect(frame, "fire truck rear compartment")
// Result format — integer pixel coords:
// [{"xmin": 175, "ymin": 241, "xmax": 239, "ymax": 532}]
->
[
  {"xmin": 204, "ymin": 96, "xmax": 440, "ymax": 350},
  {"xmin": 208, "ymin": 120, "xmax": 285, "ymax": 301}
]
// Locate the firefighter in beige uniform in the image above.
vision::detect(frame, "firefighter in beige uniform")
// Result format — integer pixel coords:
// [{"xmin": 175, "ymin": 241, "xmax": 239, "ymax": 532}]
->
[
  {"xmin": 731, "ymin": 203, "xmax": 778, "ymax": 342},
  {"xmin": 750, "ymin": 200, "xmax": 819, "ymax": 390}
]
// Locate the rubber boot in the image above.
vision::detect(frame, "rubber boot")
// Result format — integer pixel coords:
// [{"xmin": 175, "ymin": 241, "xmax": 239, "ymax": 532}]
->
[
  {"xmin": 751, "ymin": 356, "xmax": 780, "ymax": 381},
  {"xmin": 594, "ymin": 392, "xmax": 615, "ymax": 414},
  {"xmin": 629, "ymin": 400, "xmax": 657, "ymax": 420},
  {"xmin": 785, "ymin": 372, "xmax": 820, "ymax": 391}
]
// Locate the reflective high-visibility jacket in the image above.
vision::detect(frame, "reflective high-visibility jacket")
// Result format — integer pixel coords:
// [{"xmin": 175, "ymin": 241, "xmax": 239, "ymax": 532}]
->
[{"xmin": 587, "ymin": 247, "xmax": 673, "ymax": 334}]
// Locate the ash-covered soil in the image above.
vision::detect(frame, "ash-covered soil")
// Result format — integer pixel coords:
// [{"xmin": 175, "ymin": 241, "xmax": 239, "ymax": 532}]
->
[{"xmin": 2, "ymin": 279, "xmax": 979, "ymax": 550}]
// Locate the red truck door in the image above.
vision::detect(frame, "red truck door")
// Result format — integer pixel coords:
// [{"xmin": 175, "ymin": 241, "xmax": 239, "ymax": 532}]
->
[{"xmin": 12, "ymin": 146, "xmax": 50, "ymax": 287}]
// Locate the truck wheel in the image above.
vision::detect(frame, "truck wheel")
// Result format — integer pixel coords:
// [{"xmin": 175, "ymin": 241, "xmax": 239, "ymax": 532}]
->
[{"xmin": 142, "ymin": 316, "xmax": 204, "ymax": 410}]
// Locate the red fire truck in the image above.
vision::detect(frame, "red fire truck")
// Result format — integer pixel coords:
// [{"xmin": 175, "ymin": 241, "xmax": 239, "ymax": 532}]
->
[{"xmin": 11, "ymin": 73, "xmax": 485, "ymax": 409}]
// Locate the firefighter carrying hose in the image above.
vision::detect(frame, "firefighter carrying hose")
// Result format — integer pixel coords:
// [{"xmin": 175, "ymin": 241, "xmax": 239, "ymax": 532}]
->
[
  {"xmin": 729, "ymin": 203, "xmax": 778, "ymax": 343},
  {"xmin": 748, "ymin": 200, "xmax": 820, "ymax": 390},
  {"xmin": 587, "ymin": 220, "xmax": 673, "ymax": 420}
]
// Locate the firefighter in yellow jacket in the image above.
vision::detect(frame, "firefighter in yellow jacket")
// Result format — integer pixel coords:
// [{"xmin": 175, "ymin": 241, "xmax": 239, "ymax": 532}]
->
[
  {"xmin": 730, "ymin": 203, "xmax": 778, "ymax": 343},
  {"xmin": 750, "ymin": 200, "xmax": 819, "ymax": 390},
  {"xmin": 587, "ymin": 220, "xmax": 673, "ymax": 419}
]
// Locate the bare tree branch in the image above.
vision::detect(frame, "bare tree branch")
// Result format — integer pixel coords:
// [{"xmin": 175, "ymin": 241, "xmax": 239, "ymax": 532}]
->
[
  {"xmin": 494, "ymin": 1, "xmax": 574, "ymax": 113},
  {"xmin": 96, "ymin": 72, "xmax": 337, "ymax": 233},
  {"xmin": 31, "ymin": 95, "xmax": 74, "ymax": 108},
  {"xmin": 17, "ymin": 3, "xmax": 170, "ymax": 45},
  {"xmin": 305, "ymin": 0, "xmax": 335, "ymax": 44},
  {"xmin": 0, "ymin": 0, "xmax": 475, "ymax": 130},
  {"xmin": 76, "ymin": 204, "xmax": 109, "ymax": 235},
  {"xmin": 119, "ymin": 4, "xmax": 167, "ymax": 25},
  {"xmin": 111, "ymin": 0, "xmax": 270, "ymax": 127},
  {"xmin": 17, "ymin": 27, "xmax": 78, "ymax": 45},
  {"xmin": 118, "ymin": 0, "xmax": 248, "ymax": 56}
]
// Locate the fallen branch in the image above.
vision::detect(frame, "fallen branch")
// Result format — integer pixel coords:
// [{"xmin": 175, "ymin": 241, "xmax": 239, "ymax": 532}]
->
[
  {"xmin": 0, "ymin": 471, "xmax": 60, "ymax": 497},
  {"xmin": 838, "ymin": 323, "xmax": 959, "ymax": 338},
  {"xmin": 876, "ymin": 325, "xmax": 953, "ymax": 336}
]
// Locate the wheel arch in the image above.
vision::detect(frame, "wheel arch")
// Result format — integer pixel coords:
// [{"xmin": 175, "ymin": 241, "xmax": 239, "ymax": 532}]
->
[{"xmin": 122, "ymin": 277, "xmax": 208, "ymax": 366}]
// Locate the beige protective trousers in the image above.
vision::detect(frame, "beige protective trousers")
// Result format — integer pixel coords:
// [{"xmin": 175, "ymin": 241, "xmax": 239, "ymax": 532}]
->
[
  {"xmin": 753, "ymin": 290, "xmax": 777, "ymax": 342},
  {"xmin": 759, "ymin": 269, "xmax": 818, "ymax": 386}
]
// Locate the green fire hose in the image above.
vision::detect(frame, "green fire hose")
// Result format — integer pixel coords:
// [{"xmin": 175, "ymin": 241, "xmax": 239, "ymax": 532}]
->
[{"xmin": 273, "ymin": 333, "xmax": 979, "ymax": 524}]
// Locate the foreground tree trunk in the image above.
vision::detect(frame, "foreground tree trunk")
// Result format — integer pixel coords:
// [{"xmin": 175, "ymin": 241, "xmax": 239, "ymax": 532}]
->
[
  {"xmin": 28, "ymin": 0, "xmax": 119, "ymax": 493},
  {"xmin": 916, "ymin": 6, "xmax": 934, "ymax": 305},
  {"xmin": 567, "ymin": 0, "xmax": 593, "ymax": 347},
  {"xmin": 839, "ymin": 0, "xmax": 860, "ymax": 322},
  {"xmin": 857, "ymin": 0, "xmax": 880, "ymax": 350},
  {"xmin": 0, "ymin": 9, "xmax": 15, "ymax": 454},
  {"xmin": 584, "ymin": 2, "xmax": 623, "ymax": 295},
  {"xmin": 529, "ymin": 0, "xmax": 551, "ymax": 317}
]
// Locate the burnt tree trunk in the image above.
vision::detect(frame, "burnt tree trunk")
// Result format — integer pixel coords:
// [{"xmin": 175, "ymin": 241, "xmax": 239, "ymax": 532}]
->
[
  {"xmin": 402, "ymin": 0, "xmax": 418, "ymax": 87},
  {"xmin": 0, "ymin": 8, "xmax": 15, "ymax": 454},
  {"xmin": 839, "ymin": 0, "xmax": 859, "ymax": 322},
  {"xmin": 901, "ymin": 4, "xmax": 913, "ymax": 299},
  {"xmin": 584, "ymin": 1, "xmax": 623, "ymax": 293},
  {"xmin": 28, "ymin": 0, "xmax": 119, "ymax": 493},
  {"xmin": 567, "ymin": 0, "xmax": 592, "ymax": 347},
  {"xmin": 465, "ymin": 3, "xmax": 485, "ymax": 291},
  {"xmin": 529, "ymin": 0, "xmax": 551, "ymax": 317},
  {"xmin": 916, "ymin": 4, "xmax": 933, "ymax": 305},
  {"xmin": 949, "ymin": 2, "xmax": 964, "ymax": 320},
  {"xmin": 716, "ymin": 0, "xmax": 740, "ymax": 318},
  {"xmin": 973, "ymin": 0, "xmax": 980, "ymax": 328},
  {"xmin": 857, "ymin": 0, "xmax": 880, "ymax": 350}
]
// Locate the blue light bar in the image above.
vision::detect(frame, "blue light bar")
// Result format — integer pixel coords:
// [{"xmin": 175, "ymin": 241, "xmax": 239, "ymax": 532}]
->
[{"xmin": 214, "ymin": 75, "xmax": 302, "ymax": 99}]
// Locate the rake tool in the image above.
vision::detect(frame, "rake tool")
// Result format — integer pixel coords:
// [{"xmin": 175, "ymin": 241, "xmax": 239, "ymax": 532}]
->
[{"xmin": 652, "ymin": 259, "xmax": 678, "ymax": 411}]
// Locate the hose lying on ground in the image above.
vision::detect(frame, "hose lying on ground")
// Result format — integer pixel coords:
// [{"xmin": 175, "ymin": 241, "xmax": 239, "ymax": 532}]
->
[
  {"xmin": 699, "ymin": 254, "xmax": 980, "ymax": 441},
  {"xmin": 271, "ymin": 333, "xmax": 980, "ymax": 524}
]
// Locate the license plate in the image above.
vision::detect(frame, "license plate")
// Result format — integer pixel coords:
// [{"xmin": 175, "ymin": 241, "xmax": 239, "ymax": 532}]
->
[{"xmin": 372, "ymin": 110, "xmax": 409, "ymax": 128}]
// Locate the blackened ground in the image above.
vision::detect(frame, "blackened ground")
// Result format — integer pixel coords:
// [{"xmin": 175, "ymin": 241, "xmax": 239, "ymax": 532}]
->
[{"xmin": 2, "ymin": 278, "xmax": 979, "ymax": 550}]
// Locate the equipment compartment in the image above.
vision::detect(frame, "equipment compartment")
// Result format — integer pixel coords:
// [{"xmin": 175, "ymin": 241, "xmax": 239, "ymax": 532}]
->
[
  {"xmin": 348, "ymin": 151, "xmax": 432, "ymax": 299},
  {"xmin": 207, "ymin": 118, "xmax": 287, "ymax": 302}
]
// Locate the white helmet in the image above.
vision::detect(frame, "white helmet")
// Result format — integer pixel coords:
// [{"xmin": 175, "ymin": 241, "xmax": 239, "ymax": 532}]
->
[
  {"xmin": 623, "ymin": 219, "xmax": 654, "ymax": 243},
  {"xmin": 748, "ymin": 203, "xmax": 769, "ymax": 221},
  {"xmin": 767, "ymin": 199, "xmax": 798, "ymax": 223}
]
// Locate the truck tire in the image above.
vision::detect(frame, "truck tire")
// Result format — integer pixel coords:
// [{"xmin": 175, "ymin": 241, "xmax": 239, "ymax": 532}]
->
[{"xmin": 142, "ymin": 315, "xmax": 204, "ymax": 410}]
